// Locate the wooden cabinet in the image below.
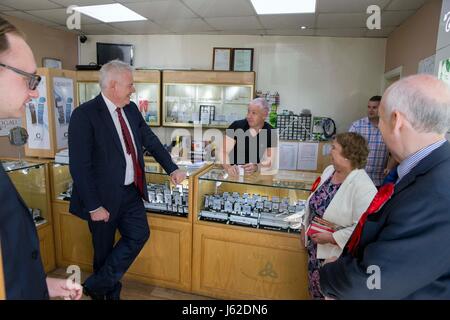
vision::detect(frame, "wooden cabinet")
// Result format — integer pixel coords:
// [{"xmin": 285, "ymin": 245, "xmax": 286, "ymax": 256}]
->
[
  {"xmin": 192, "ymin": 166, "xmax": 318, "ymax": 299},
  {"xmin": 49, "ymin": 160, "xmax": 211, "ymax": 293},
  {"xmin": 125, "ymin": 215, "xmax": 192, "ymax": 291},
  {"xmin": 124, "ymin": 160, "xmax": 211, "ymax": 291},
  {"xmin": 52, "ymin": 202, "xmax": 93, "ymax": 271},
  {"xmin": 77, "ymin": 70, "xmax": 161, "ymax": 126},
  {"xmin": 1, "ymin": 159, "xmax": 56, "ymax": 274},
  {"xmin": 37, "ymin": 224, "xmax": 56, "ymax": 273},
  {"xmin": 50, "ymin": 162, "xmax": 93, "ymax": 271},
  {"xmin": 192, "ymin": 223, "xmax": 309, "ymax": 299}
]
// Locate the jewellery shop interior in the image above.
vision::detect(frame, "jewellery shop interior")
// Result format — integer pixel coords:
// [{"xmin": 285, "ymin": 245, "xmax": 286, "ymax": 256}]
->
[{"xmin": 1, "ymin": 0, "xmax": 450, "ymax": 300}]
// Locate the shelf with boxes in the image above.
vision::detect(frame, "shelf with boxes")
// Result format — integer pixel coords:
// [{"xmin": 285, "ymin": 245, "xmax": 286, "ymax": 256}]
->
[
  {"xmin": 1, "ymin": 159, "xmax": 56, "ymax": 273},
  {"xmin": 191, "ymin": 165, "xmax": 319, "ymax": 300}
]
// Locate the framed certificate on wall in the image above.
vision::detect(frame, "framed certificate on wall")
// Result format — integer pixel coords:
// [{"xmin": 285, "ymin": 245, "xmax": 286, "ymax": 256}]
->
[
  {"xmin": 212, "ymin": 47, "xmax": 232, "ymax": 71},
  {"xmin": 233, "ymin": 48, "xmax": 254, "ymax": 71},
  {"xmin": 42, "ymin": 57, "xmax": 62, "ymax": 69}
]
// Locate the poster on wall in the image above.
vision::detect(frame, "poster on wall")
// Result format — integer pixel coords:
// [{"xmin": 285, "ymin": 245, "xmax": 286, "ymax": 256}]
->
[
  {"xmin": 25, "ymin": 75, "xmax": 51, "ymax": 150},
  {"xmin": 0, "ymin": 118, "xmax": 21, "ymax": 136},
  {"xmin": 53, "ymin": 77, "xmax": 74, "ymax": 149}
]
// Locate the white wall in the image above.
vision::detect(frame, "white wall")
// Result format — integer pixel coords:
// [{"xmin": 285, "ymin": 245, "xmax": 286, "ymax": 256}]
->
[{"xmin": 80, "ymin": 34, "xmax": 386, "ymax": 144}]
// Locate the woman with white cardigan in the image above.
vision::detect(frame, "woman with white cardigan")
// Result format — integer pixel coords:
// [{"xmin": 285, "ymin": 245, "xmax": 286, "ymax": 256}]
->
[{"xmin": 302, "ymin": 132, "xmax": 377, "ymax": 299}]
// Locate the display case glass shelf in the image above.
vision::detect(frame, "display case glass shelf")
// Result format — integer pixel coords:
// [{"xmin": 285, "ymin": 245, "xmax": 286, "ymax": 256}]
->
[
  {"xmin": 50, "ymin": 160, "xmax": 210, "ymax": 219},
  {"xmin": 196, "ymin": 166, "xmax": 319, "ymax": 233},
  {"xmin": 144, "ymin": 160, "xmax": 209, "ymax": 218},
  {"xmin": 1, "ymin": 160, "xmax": 50, "ymax": 227},
  {"xmin": 163, "ymin": 83, "xmax": 253, "ymax": 128}
]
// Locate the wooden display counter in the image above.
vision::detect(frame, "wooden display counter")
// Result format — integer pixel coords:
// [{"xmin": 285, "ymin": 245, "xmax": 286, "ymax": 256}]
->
[
  {"xmin": 50, "ymin": 160, "xmax": 211, "ymax": 292},
  {"xmin": 191, "ymin": 166, "xmax": 318, "ymax": 299},
  {"xmin": 192, "ymin": 222, "xmax": 309, "ymax": 299}
]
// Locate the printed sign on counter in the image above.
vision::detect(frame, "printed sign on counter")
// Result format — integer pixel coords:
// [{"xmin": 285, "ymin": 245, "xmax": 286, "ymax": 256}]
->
[
  {"xmin": 0, "ymin": 118, "xmax": 21, "ymax": 136},
  {"xmin": 297, "ymin": 142, "xmax": 319, "ymax": 171}
]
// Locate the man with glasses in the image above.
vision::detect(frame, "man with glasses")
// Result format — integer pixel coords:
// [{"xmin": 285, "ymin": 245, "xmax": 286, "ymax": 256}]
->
[
  {"xmin": 0, "ymin": 17, "xmax": 82, "ymax": 300},
  {"xmin": 0, "ymin": 63, "xmax": 41, "ymax": 91}
]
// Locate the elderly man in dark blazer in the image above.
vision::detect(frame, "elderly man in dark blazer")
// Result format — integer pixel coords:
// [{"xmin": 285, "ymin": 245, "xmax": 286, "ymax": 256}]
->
[
  {"xmin": 319, "ymin": 74, "xmax": 450, "ymax": 299},
  {"xmin": 68, "ymin": 60, "xmax": 186, "ymax": 300}
]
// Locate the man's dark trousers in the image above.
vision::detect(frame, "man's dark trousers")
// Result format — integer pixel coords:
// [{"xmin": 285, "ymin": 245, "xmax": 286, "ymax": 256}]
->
[{"xmin": 83, "ymin": 184, "xmax": 150, "ymax": 299}]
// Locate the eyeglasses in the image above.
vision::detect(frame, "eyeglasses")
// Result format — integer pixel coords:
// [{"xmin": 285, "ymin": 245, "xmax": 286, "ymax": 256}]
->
[{"xmin": 0, "ymin": 63, "xmax": 41, "ymax": 90}]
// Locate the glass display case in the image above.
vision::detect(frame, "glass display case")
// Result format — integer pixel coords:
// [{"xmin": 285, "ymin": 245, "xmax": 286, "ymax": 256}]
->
[
  {"xmin": 162, "ymin": 70, "xmax": 255, "ymax": 128},
  {"xmin": 195, "ymin": 166, "xmax": 319, "ymax": 233},
  {"xmin": 163, "ymin": 84, "xmax": 253, "ymax": 127},
  {"xmin": 143, "ymin": 159, "xmax": 211, "ymax": 219},
  {"xmin": 1, "ymin": 160, "xmax": 51, "ymax": 227},
  {"xmin": 77, "ymin": 70, "xmax": 161, "ymax": 126},
  {"xmin": 78, "ymin": 81, "xmax": 100, "ymax": 105},
  {"xmin": 49, "ymin": 159, "xmax": 211, "ymax": 219},
  {"xmin": 50, "ymin": 162, "xmax": 72, "ymax": 202}
]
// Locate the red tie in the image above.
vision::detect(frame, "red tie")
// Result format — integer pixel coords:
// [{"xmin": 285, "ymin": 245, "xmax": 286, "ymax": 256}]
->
[{"xmin": 116, "ymin": 107, "xmax": 144, "ymax": 198}]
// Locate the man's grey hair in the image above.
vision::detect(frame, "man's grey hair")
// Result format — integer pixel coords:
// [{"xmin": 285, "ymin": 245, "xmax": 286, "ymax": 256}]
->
[
  {"xmin": 383, "ymin": 75, "xmax": 450, "ymax": 134},
  {"xmin": 99, "ymin": 59, "xmax": 134, "ymax": 90},
  {"xmin": 249, "ymin": 97, "xmax": 270, "ymax": 113}
]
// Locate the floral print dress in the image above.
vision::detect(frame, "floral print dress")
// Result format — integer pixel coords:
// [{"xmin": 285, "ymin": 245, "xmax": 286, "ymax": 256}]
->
[{"xmin": 307, "ymin": 175, "xmax": 341, "ymax": 299}]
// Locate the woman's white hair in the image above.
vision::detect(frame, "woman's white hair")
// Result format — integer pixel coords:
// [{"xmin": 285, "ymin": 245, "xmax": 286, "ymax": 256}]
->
[
  {"xmin": 384, "ymin": 74, "xmax": 450, "ymax": 134},
  {"xmin": 99, "ymin": 59, "xmax": 134, "ymax": 90},
  {"xmin": 249, "ymin": 97, "xmax": 270, "ymax": 113}
]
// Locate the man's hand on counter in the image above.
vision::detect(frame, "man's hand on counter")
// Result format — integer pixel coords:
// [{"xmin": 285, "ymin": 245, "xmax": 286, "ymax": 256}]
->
[
  {"xmin": 242, "ymin": 163, "xmax": 258, "ymax": 174},
  {"xmin": 223, "ymin": 164, "xmax": 240, "ymax": 176},
  {"xmin": 170, "ymin": 169, "xmax": 187, "ymax": 184}
]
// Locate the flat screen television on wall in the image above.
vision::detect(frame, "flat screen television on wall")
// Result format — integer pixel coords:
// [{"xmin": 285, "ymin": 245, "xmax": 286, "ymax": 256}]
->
[{"xmin": 97, "ymin": 42, "xmax": 134, "ymax": 66}]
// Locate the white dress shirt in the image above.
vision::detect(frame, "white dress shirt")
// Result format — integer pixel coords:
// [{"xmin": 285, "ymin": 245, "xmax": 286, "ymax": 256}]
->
[{"xmin": 102, "ymin": 92, "xmax": 137, "ymax": 186}]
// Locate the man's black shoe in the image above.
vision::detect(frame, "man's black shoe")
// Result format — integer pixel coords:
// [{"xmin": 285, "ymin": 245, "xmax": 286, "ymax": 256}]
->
[
  {"xmin": 105, "ymin": 282, "xmax": 122, "ymax": 300},
  {"xmin": 82, "ymin": 284, "xmax": 106, "ymax": 300}
]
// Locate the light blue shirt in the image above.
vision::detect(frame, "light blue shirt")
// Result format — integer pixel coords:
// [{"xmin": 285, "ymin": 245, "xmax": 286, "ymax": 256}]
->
[{"xmin": 397, "ymin": 139, "xmax": 447, "ymax": 184}]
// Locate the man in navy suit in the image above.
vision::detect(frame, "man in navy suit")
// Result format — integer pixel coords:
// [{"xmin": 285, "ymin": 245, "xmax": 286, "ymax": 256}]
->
[
  {"xmin": 0, "ymin": 17, "xmax": 82, "ymax": 300},
  {"xmin": 68, "ymin": 60, "xmax": 186, "ymax": 300},
  {"xmin": 319, "ymin": 74, "xmax": 450, "ymax": 299}
]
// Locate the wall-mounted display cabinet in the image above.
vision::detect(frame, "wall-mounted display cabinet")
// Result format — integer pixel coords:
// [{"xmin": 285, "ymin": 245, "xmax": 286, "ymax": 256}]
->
[
  {"xmin": 77, "ymin": 70, "xmax": 161, "ymax": 126},
  {"xmin": 22, "ymin": 68, "xmax": 77, "ymax": 158},
  {"xmin": 162, "ymin": 71, "xmax": 255, "ymax": 128},
  {"xmin": 191, "ymin": 165, "xmax": 319, "ymax": 299},
  {"xmin": 1, "ymin": 159, "xmax": 55, "ymax": 273}
]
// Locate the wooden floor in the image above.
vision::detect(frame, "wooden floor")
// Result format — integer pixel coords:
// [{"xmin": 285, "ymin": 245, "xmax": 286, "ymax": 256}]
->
[{"xmin": 48, "ymin": 268, "xmax": 213, "ymax": 300}]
